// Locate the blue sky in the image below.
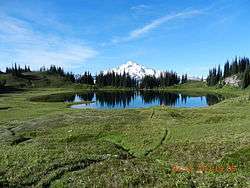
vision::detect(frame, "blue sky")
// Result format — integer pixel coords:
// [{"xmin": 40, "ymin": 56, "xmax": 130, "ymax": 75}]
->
[{"xmin": 0, "ymin": 0, "xmax": 250, "ymax": 76}]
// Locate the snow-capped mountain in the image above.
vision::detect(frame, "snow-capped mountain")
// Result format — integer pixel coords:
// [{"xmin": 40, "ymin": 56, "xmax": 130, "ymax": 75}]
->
[{"xmin": 104, "ymin": 61, "xmax": 161, "ymax": 80}]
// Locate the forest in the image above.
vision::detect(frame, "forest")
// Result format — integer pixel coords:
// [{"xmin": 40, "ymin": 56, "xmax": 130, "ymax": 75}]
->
[
  {"xmin": 207, "ymin": 57, "xmax": 250, "ymax": 88},
  {"xmin": 0, "ymin": 64, "xmax": 187, "ymax": 89},
  {"xmin": 1, "ymin": 57, "xmax": 250, "ymax": 89}
]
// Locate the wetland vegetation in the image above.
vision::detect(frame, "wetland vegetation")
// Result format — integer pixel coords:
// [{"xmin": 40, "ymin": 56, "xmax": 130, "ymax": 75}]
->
[
  {"xmin": 0, "ymin": 81, "xmax": 249, "ymax": 187},
  {"xmin": 0, "ymin": 64, "xmax": 249, "ymax": 187}
]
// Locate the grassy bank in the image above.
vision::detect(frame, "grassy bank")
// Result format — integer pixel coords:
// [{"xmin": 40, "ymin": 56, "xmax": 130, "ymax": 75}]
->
[{"xmin": 0, "ymin": 84, "xmax": 249, "ymax": 187}]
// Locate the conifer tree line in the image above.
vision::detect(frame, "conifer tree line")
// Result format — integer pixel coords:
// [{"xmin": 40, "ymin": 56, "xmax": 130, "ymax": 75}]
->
[
  {"xmin": 5, "ymin": 63, "xmax": 31, "ymax": 76},
  {"xmin": 40, "ymin": 65, "xmax": 75, "ymax": 82},
  {"xmin": 39, "ymin": 66, "xmax": 117, "ymax": 86},
  {"xmin": 2, "ymin": 64, "xmax": 186, "ymax": 88},
  {"xmin": 223, "ymin": 57, "xmax": 250, "ymax": 78},
  {"xmin": 76, "ymin": 72, "xmax": 94, "ymax": 85},
  {"xmin": 140, "ymin": 71, "xmax": 180, "ymax": 89},
  {"xmin": 181, "ymin": 74, "xmax": 188, "ymax": 84},
  {"xmin": 0, "ymin": 69, "xmax": 6, "ymax": 88},
  {"xmin": 95, "ymin": 71, "xmax": 138, "ymax": 88},
  {"xmin": 206, "ymin": 65, "xmax": 222, "ymax": 86},
  {"xmin": 242, "ymin": 67, "xmax": 250, "ymax": 89},
  {"xmin": 207, "ymin": 57, "xmax": 250, "ymax": 88}
]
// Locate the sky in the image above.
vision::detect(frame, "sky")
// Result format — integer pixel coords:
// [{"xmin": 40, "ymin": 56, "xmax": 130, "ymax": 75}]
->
[{"xmin": 0, "ymin": 0, "xmax": 250, "ymax": 77}]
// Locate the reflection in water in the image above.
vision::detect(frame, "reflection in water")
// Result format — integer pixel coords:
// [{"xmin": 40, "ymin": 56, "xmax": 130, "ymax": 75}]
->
[
  {"xmin": 77, "ymin": 92, "xmax": 94, "ymax": 102},
  {"xmin": 96, "ymin": 91, "xmax": 136, "ymax": 108},
  {"xmin": 206, "ymin": 94, "xmax": 221, "ymax": 106},
  {"xmin": 140, "ymin": 91, "xmax": 180, "ymax": 106},
  {"xmin": 62, "ymin": 91, "xmax": 223, "ymax": 109},
  {"xmin": 32, "ymin": 91, "xmax": 222, "ymax": 109}
]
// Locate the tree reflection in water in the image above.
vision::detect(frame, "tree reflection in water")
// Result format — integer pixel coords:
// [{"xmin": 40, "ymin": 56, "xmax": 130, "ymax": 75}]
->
[{"xmin": 44, "ymin": 90, "xmax": 223, "ymax": 108}]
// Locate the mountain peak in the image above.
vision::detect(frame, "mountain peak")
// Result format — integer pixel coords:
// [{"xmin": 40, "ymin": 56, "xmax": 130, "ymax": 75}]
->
[
  {"xmin": 126, "ymin": 60, "xmax": 139, "ymax": 66},
  {"xmin": 104, "ymin": 61, "xmax": 161, "ymax": 80},
  {"xmin": 126, "ymin": 60, "xmax": 135, "ymax": 65}
]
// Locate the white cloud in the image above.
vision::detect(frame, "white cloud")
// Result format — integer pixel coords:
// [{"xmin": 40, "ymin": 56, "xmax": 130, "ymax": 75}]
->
[
  {"xmin": 130, "ymin": 4, "xmax": 150, "ymax": 11},
  {"xmin": 112, "ymin": 10, "xmax": 202, "ymax": 44},
  {"xmin": 0, "ymin": 14, "xmax": 97, "ymax": 71},
  {"xmin": 12, "ymin": 45, "xmax": 97, "ymax": 69}
]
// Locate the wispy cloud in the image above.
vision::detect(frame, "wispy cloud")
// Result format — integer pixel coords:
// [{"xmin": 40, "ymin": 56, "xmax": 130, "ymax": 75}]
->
[
  {"xmin": 0, "ymin": 14, "xmax": 97, "ymax": 71},
  {"xmin": 112, "ymin": 10, "xmax": 203, "ymax": 44},
  {"xmin": 130, "ymin": 4, "xmax": 150, "ymax": 11}
]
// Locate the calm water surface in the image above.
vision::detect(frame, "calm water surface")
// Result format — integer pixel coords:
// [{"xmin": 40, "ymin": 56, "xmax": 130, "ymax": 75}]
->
[{"xmin": 64, "ymin": 91, "xmax": 223, "ymax": 109}]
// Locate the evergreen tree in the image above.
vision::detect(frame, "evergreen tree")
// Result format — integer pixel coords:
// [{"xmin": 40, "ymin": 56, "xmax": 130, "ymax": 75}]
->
[
  {"xmin": 40, "ymin": 66, "xmax": 46, "ymax": 72},
  {"xmin": 181, "ymin": 74, "xmax": 188, "ymax": 84},
  {"xmin": 242, "ymin": 66, "xmax": 250, "ymax": 89},
  {"xmin": 95, "ymin": 71, "xmax": 137, "ymax": 88},
  {"xmin": 0, "ymin": 79, "xmax": 6, "ymax": 88},
  {"xmin": 231, "ymin": 57, "xmax": 239, "ymax": 75},
  {"xmin": 223, "ymin": 61, "xmax": 230, "ymax": 78},
  {"xmin": 140, "ymin": 71, "xmax": 180, "ymax": 89},
  {"xmin": 77, "ymin": 72, "xmax": 94, "ymax": 85},
  {"xmin": 185, "ymin": 74, "xmax": 188, "ymax": 83},
  {"xmin": 5, "ymin": 64, "xmax": 31, "ymax": 76},
  {"xmin": 217, "ymin": 65, "xmax": 222, "ymax": 83},
  {"xmin": 208, "ymin": 56, "xmax": 250, "ymax": 87},
  {"xmin": 65, "ymin": 72, "xmax": 76, "ymax": 83},
  {"xmin": 181, "ymin": 75, "xmax": 185, "ymax": 84}
]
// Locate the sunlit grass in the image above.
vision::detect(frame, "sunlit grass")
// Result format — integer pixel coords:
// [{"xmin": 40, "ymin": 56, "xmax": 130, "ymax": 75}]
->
[{"xmin": 0, "ymin": 84, "xmax": 249, "ymax": 187}]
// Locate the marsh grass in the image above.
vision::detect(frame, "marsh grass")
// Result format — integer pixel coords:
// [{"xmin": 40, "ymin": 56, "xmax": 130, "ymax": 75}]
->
[{"xmin": 0, "ymin": 85, "xmax": 249, "ymax": 187}]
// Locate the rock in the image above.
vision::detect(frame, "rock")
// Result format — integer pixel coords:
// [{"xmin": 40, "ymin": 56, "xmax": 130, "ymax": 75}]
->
[{"xmin": 224, "ymin": 75, "xmax": 241, "ymax": 87}]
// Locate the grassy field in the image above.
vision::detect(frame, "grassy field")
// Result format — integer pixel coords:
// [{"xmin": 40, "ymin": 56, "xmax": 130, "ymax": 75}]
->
[{"xmin": 0, "ymin": 84, "xmax": 249, "ymax": 187}]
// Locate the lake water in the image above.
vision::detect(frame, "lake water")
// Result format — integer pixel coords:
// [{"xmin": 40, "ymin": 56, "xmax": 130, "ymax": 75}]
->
[{"xmin": 61, "ymin": 91, "xmax": 223, "ymax": 109}]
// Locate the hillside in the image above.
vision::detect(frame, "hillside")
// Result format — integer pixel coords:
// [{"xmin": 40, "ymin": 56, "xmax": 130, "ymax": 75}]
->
[{"xmin": 0, "ymin": 72, "xmax": 75, "ymax": 88}]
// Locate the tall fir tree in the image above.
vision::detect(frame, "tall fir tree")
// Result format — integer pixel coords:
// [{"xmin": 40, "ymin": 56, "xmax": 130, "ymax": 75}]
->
[
  {"xmin": 242, "ymin": 67, "xmax": 250, "ymax": 89},
  {"xmin": 224, "ymin": 61, "xmax": 230, "ymax": 78}
]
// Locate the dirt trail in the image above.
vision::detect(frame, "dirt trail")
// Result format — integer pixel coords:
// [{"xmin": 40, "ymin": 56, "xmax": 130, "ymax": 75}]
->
[
  {"xmin": 144, "ymin": 129, "xmax": 168, "ymax": 156},
  {"xmin": 144, "ymin": 109, "xmax": 169, "ymax": 156}
]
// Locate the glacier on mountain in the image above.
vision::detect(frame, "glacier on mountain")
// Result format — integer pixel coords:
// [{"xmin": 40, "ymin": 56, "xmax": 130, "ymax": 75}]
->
[{"xmin": 104, "ymin": 61, "xmax": 161, "ymax": 80}]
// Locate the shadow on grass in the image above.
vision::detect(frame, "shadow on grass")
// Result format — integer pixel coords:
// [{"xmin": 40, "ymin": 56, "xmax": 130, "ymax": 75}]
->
[
  {"xmin": 0, "ymin": 107, "xmax": 11, "ymax": 110},
  {"xmin": 0, "ymin": 87, "xmax": 25, "ymax": 94}
]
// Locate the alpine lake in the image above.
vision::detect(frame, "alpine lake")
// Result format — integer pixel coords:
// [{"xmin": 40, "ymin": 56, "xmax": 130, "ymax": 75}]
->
[{"xmin": 30, "ymin": 90, "xmax": 224, "ymax": 109}]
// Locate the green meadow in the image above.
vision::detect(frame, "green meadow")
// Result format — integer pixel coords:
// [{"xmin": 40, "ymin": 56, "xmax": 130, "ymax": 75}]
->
[{"xmin": 0, "ymin": 84, "xmax": 249, "ymax": 187}]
